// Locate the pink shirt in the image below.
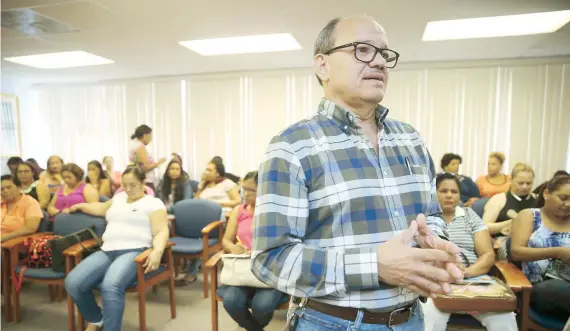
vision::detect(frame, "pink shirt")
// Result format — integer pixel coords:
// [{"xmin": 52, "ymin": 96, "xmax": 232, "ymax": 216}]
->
[
  {"xmin": 236, "ymin": 204, "xmax": 254, "ymax": 250},
  {"xmin": 55, "ymin": 183, "xmax": 86, "ymax": 210}
]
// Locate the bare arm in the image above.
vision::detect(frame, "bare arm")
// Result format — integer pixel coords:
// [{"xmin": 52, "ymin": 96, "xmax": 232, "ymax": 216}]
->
[
  {"xmin": 510, "ymin": 209, "xmax": 563, "ymax": 262},
  {"xmin": 1, "ymin": 216, "xmax": 41, "ymax": 242},
  {"xmin": 482, "ymin": 194, "xmax": 509, "ymax": 235},
  {"xmin": 222, "ymin": 206, "xmax": 247, "ymax": 253},
  {"xmin": 149, "ymin": 209, "xmax": 169, "ymax": 256},
  {"xmin": 35, "ymin": 182, "xmax": 51, "ymax": 209},
  {"xmin": 99, "ymin": 179, "xmax": 112, "ymax": 198},
  {"xmin": 220, "ymin": 187, "xmax": 242, "ymax": 208},
  {"xmin": 47, "ymin": 193, "xmax": 59, "ymax": 216},
  {"xmin": 83, "ymin": 184, "xmax": 100, "ymax": 203},
  {"xmin": 70, "ymin": 200, "xmax": 112, "ymax": 217},
  {"xmin": 465, "ymin": 230, "xmax": 495, "ymax": 278}
]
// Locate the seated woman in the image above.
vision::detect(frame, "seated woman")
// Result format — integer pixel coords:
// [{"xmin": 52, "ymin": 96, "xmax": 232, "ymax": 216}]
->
[
  {"xmin": 26, "ymin": 158, "xmax": 44, "ymax": 174},
  {"xmin": 534, "ymin": 170, "xmax": 569, "ymax": 208},
  {"xmin": 195, "ymin": 161, "xmax": 241, "ymax": 213},
  {"xmin": 157, "ymin": 160, "xmax": 193, "ymax": 213},
  {"xmin": 86, "ymin": 160, "xmax": 112, "ymax": 198},
  {"xmin": 1, "ymin": 175, "xmax": 43, "ymax": 242},
  {"xmin": 422, "ymin": 173, "xmax": 518, "ymax": 331},
  {"xmin": 218, "ymin": 171, "xmax": 287, "ymax": 331},
  {"xmin": 47, "ymin": 163, "xmax": 99, "ymax": 217},
  {"xmin": 7, "ymin": 156, "xmax": 23, "ymax": 175},
  {"xmin": 476, "ymin": 152, "xmax": 510, "ymax": 198},
  {"xmin": 64, "ymin": 166, "xmax": 169, "ymax": 331},
  {"xmin": 103, "ymin": 156, "xmax": 122, "ymax": 194},
  {"xmin": 483, "ymin": 163, "xmax": 537, "ymax": 260},
  {"xmin": 440, "ymin": 153, "xmax": 480, "ymax": 206},
  {"xmin": 15, "ymin": 162, "xmax": 50, "ymax": 209},
  {"xmin": 510, "ymin": 175, "xmax": 570, "ymax": 321},
  {"xmin": 39, "ymin": 155, "xmax": 64, "ymax": 194}
]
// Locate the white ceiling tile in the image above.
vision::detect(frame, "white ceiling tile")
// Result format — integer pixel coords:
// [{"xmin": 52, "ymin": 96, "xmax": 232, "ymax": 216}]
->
[{"xmin": 32, "ymin": 1, "xmax": 116, "ymax": 30}]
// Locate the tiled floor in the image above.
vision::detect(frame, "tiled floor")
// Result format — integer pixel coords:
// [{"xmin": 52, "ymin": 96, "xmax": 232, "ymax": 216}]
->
[{"xmin": 1, "ymin": 276, "xmax": 480, "ymax": 331}]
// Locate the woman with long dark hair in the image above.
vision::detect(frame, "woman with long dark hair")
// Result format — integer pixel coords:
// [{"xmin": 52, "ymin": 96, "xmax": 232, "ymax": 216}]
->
[
  {"xmin": 86, "ymin": 160, "xmax": 111, "ymax": 198},
  {"xmin": 157, "ymin": 160, "xmax": 193, "ymax": 212}
]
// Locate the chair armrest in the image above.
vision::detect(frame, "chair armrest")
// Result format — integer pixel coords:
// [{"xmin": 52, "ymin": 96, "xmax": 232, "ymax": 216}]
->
[
  {"xmin": 205, "ymin": 251, "xmax": 224, "ymax": 270},
  {"xmin": 62, "ymin": 239, "xmax": 100, "ymax": 257},
  {"xmin": 1, "ymin": 232, "xmax": 52, "ymax": 250},
  {"xmin": 134, "ymin": 242, "xmax": 175, "ymax": 264},
  {"xmin": 494, "ymin": 261, "xmax": 532, "ymax": 292},
  {"xmin": 202, "ymin": 220, "xmax": 224, "ymax": 235}
]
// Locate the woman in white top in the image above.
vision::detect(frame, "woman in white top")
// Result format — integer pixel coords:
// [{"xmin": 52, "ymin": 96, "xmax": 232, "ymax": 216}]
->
[
  {"xmin": 64, "ymin": 166, "xmax": 169, "ymax": 331},
  {"xmin": 128, "ymin": 124, "xmax": 166, "ymax": 191},
  {"xmin": 195, "ymin": 160, "xmax": 241, "ymax": 211}
]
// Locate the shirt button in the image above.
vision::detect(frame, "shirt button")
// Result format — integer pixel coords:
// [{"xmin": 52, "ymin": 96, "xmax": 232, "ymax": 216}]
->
[{"xmin": 394, "ymin": 211, "xmax": 400, "ymax": 217}]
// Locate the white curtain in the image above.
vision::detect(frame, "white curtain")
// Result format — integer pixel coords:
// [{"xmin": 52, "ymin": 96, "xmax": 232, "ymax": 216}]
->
[{"xmin": 31, "ymin": 58, "xmax": 570, "ymax": 185}]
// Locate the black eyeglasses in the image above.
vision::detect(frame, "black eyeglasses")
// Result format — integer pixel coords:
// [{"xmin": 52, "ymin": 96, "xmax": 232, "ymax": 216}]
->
[{"xmin": 324, "ymin": 42, "xmax": 400, "ymax": 68}]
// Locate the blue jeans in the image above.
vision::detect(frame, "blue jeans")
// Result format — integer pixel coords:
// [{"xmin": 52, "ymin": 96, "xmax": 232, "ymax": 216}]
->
[
  {"xmin": 65, "ymin": 248, "xmax": 146, "ymax": 331},
  {"xmin": 219, "ymin": 286, "xmax": 286, "ymax": 331},
  {"xmin": 531, "ymin": 279, "xmax": 570, "ymax": 319},
  {"xmin": 293, "ymin": 301, "xmax": 424, "ymax": 331}
]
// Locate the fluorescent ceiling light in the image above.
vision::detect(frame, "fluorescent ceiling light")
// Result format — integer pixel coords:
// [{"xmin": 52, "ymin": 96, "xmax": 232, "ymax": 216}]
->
[
  {"xmin": 179, "ymin": 33, "xmax": 301, "ymax": 56},
  {"xmin": 423, "ymin": 10, "xmax": 570, "ymax": 41},
  {"xmin": 3, "ymin": 51, "xmax": 114, "ymax": 69}
]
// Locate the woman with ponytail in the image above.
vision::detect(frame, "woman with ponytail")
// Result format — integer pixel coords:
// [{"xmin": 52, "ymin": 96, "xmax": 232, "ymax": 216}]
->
[{"xmin": 128, "ymin": 125, "xmax": 165, "ymax": 191}]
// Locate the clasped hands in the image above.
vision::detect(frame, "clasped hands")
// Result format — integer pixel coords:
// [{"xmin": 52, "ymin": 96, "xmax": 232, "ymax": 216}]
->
[{"xmin": 377, "ymin": 214, "xmax": 464, "ymax": 298}]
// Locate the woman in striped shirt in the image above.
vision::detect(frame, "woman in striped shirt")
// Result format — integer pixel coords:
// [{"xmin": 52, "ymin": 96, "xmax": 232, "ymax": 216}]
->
[{"xmin": 422, "ymin": 172, "xmax": 517, "ymax": 331}]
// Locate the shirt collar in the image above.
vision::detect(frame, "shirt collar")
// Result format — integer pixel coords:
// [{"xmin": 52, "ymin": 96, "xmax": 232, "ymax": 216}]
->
[{"xmin": 318, "ymin": 98, "xmax": 389, "ymax": 135}]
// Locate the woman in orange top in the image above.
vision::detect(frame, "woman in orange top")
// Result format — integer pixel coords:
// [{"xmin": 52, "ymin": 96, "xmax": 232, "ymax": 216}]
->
[{"xmin": 476, "ymin": 152, "xmax": 510, "ymax": 198}]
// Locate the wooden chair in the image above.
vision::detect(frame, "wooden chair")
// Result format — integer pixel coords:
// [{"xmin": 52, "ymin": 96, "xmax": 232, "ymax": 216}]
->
[
  {"xmin": 71, "ymin": 241, "xmax": 177, "ymax": 331},
  {"xmin": 3, "ymin": 212, "xmax": 106, "ymax": 331},
  {"xmin": 1, "ymin": 210, "xmax": 50, "ymax": 322},
  {"xmin": 494, "ymin": 262, "xmax": 566, "ymax": 331},
  {"xmin": 206, "ymin": 251, "xmax": 289, "ymax": 331},
  {"xmin": 169, "ymin": 199, "xmax": 225, "ymax": 298}
]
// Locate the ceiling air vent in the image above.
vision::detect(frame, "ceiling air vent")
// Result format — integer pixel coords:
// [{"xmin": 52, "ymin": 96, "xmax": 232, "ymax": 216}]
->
[{"xmin": 1, "ymin": 8, "xmax": 79, "ymax": 36}]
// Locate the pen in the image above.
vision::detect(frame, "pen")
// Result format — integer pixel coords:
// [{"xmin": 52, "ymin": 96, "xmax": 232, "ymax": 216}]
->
[{"xmin": 404, "ymin": 157, "xmax": 412, "ymax": 175}]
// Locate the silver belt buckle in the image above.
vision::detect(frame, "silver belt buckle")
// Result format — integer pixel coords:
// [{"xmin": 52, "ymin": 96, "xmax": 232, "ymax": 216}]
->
[{"xmin": 388, "ymin": 305, "xmax": 412, "ymax": 328}]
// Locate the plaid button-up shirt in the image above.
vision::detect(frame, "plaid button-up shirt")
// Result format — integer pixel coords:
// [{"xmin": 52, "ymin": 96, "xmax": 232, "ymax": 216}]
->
[{"xmin": 252, "ymin": 98, "xmax": 444, "ymax": 311}]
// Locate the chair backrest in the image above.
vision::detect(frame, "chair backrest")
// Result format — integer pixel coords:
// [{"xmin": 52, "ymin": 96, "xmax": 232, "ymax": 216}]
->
[
  {"xmin": 471, "ymin": 197, "xmax": 490, "ymax": 218},
  {"xmin": 99, "ymin": 195, "xmax": 110, "ymax": 202},
  {"xmin": 38, "ymin": 209, "xmax": 50, "ymax": 232},
  {"xmin": 189, "ymin": 180, "xmax": 199, "ymax": 193},
  {"xmin": 172, "ymin": 199, "xmax": 222, "ymax": 239},
  {"xmin": 53, "ymin": 212, "xmax": 106, "ymax": 237}
]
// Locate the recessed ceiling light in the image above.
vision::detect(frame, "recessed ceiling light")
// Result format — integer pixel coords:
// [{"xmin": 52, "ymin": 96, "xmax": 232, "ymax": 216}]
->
[
  {"xmin": 3, "ymin": 51, "xmax": 114, "ymax": 69},
  {"xmin": 179, "ymin": 33, "xmax": 302, "ymax": 56},
  {"xmin": 422, "ymin": 10, "xmax": 570, "ymax": 41}
]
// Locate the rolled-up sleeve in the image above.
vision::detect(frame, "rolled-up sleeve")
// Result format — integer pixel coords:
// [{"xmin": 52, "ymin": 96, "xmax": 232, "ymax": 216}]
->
[{"xmin": 251, "ymin": 135, "xmax": 381, "ymax": 298}]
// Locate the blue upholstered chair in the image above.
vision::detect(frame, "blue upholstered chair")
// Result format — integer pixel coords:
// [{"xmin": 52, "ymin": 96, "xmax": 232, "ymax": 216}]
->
[
  {"xmin": 471, "ymin": 197, "xmax": 490, "ymax": 218},
  {"xmin": 4, "ymin": 212, "xmax": 105, "ymax": 330},
  {"xmin": 170, "ymin": 199, "xmax": 225, "ymax": 298}
]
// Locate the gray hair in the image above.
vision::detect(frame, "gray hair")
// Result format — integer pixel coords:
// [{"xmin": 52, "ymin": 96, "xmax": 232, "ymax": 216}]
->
[{"xmin": 313, "ymin": 17, "xmax": 341, "ymax": 86}]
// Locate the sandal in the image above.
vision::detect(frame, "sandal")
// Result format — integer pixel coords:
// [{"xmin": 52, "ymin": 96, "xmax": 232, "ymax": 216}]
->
[{"xmin": 175, "ymin": 275, "xmax": 197, "ymax": 286}]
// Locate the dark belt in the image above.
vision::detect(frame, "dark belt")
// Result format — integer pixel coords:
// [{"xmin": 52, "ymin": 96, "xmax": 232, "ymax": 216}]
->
[{"xmin": 305, "ymin": 300, "xmax": 414, "ymax": 326}]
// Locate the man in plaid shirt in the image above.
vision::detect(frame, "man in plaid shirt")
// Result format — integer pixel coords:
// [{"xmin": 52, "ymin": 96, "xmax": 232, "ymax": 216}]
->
[{"xmin": 252, "ymin": 15, "xmax": 464, "ymax": 330}]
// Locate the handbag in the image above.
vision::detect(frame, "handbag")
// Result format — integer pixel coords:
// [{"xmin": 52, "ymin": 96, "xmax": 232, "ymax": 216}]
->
[
  {"xmin": 219, "ymin": 254, "xmax": 271, "ymax": 288},
  {"xmin": 545, "ymin": 259, "xmax": 570, "ymax": 282},
  {"xmin": 49, "ymin": 227, "xmax": 102, "ymax": 273}
]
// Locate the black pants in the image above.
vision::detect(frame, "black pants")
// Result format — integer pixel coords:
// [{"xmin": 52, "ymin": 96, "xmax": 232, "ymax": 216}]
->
[{"xmin": 531, "ymin": 279, "xmax": 570, "ymax": 319}]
